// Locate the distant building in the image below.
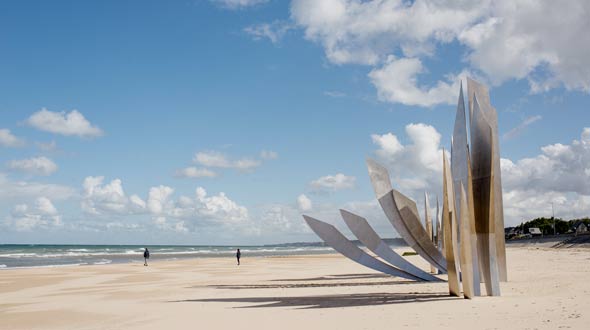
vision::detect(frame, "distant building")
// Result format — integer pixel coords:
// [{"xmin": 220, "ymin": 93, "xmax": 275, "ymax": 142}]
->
[
  {"xmin": 572, "ymin": 221, "xmax": 588, "ymax": 235},
  {"xmin": 528, "ymin": 227, "xmax": 542, "ymax": 237}
]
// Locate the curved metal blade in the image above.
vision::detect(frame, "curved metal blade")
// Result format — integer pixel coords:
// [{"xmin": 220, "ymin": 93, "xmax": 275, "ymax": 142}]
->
[
  {"xmin": 340, "ymin": 209, "xmax": 441, "ymax": 282},
  {"xmin": 302, "ymin": 215, "xmax": 422, "ymax": 281},
  {"xmin": 366, "ymin": 158, "xmax": 447, "ymax": 272}
]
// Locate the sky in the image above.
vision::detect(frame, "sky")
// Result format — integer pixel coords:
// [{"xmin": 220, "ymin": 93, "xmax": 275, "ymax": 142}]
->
[{"xmin": 1, "ymin": 0, "xmax": 589, "ymax": 245}]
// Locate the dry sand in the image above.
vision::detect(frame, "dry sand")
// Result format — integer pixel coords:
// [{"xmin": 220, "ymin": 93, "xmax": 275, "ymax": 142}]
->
[{"xmin": 1, "ymin": 246, "xmax": 589, "ymax": 330}]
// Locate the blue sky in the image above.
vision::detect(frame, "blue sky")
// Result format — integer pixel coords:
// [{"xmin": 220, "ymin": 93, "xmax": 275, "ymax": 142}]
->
[{"xmin": 1, "ymin": 0, "xmax": 589, "ymax": 245}]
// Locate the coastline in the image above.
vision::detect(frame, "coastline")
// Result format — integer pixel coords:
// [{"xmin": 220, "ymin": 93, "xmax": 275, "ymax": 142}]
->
[{"xmin": 1, "ymin": 246, "xmax": 589, "ymax": 330}]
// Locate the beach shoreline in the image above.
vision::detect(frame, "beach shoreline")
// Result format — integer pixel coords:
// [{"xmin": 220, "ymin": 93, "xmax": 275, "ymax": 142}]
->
[{"xmin": 1, "ymin": 246, "xmax": 589, "ymax": 330}]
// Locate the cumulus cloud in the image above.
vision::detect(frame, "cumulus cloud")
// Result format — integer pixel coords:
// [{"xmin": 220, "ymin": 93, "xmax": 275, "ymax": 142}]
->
[
  {"xmin": 0, "ymin": 173, "xmax": 75, "ymax": 201},
  {"xmin": 175, "ymin": 167, "xmax": 218, "ymax": 178},
  {"xmin": 371, "ymin": 123, "xmax": 446, "ymax": 196},
  {"xmin": 81, "ymin": 176, "xmax": 146, "ymax": 215},
  {"xmin": 0, "ymin": 129, "xmax": 25, "ymax": 147},
  {"xmin": 369, "ymin": 56, "xmax": 470, "ymax": 106},
  {"xmin": 288, "ymin": 0, "xmax": 590, "ymax": 106},
  {"xmin": 309, "ymin": 173, "xmax": 356, "ymax": 192},
  {"xmin": 147, "ymin": 185, "xmax": 174, "ymax": 215},
  {"xmin": 297, "ymin": 193, "xmax": 312, "ymax": 211},
  {"xmin": 501, "ymin": 128, "xmax": 590, "ymax": 196},
  {"xmin": 79, "ymin": 176, "xmax": 250, "ymax": 231},
  {"xmin": 291, "ymin": 0, "xmax": 485, "ymax": 65},
  {"xmin": 212, "ymin": 0, "xmax": 269, "ymax": 10},
  {"xmin": 26, "ymin": 108, "xmax": 103, "ymax": 137},
  {"xmin": 244, "ymin": 21, "xmax": 293, "ymax": 44},
  {"xmin": 194, "ymin": 187, "xmax": 249, "ymax": 223},
  {"xmin": 7, "ymin": 156, "xmax": 58, "ymax": 176},
  {"xmin": 8, "ymin": 197, "xmax": 62, "ymax": 231}
]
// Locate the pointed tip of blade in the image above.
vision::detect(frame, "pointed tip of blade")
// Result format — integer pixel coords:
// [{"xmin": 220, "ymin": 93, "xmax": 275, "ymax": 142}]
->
[
  {"xmin": 339, "ymin": 209, "xmax": 363, "ymax": 222},
  {"xmin": 339, "ymin": 208, "xmax": 352, "ymax": 217},
  {"xmin": 303, "ymin": 215, "xmax": 336, "ymax": 229},
  {"xmin": 365, "ymin": 157, "xmax": 383, "ymax": 170},
  {"xmin": 302, "ymin": 214, "xmax": 318, "ymax": 226},
  {"xmin": 366, "ymin": 157, "xmax": 393, "ymax": 198}
]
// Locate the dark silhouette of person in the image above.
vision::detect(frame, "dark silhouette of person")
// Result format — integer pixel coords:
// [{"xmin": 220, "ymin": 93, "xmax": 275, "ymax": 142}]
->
[
  {"xmin": 236, "ymin": 248, "xmax": 241, "ymax": 266},
  {"xmin": 143, "ymin": 248, "xmax": 150, "ymax": 266}
]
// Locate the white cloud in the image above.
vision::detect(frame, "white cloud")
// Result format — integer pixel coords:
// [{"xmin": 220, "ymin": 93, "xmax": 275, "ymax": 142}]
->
[
  {"xmin": 460, "ymin": 1, "xmax": 590, "ymax": 92},
  {"xmin": 501, "ymin": 127, "xmax": 590, "ymax": 196},
  {"xmin": 175, "ymin": 167, "xmax": 218, "ymax": 178},
  {"xmin": 0, "ymin": 173, "xmax": 75, "ymax": 201},
  {"xmin": 502, "ymin": 115, "xmax": 542, "ymax": 140},
  {"xmin": 260, "ymin": 150, "xmax": 279, "ymax": 160},
  {"xmin": 26, "ymin": 108, "xmax": 103, "ymax": 137},
  {"xmin": 81, "ymin": 176, "xmax": 146, "ymax": 215},
  {"xmin": 36, "ymin": 140, "xmax": 57, "ymax": 152},
  {"xmin": 35, "ymin": 196, "xmax": 58, "ymax": 215},
  {"xmin": 194, "ymin": 187, "xmax": 249, "ymax": 223},
  {"xmin": 309, "ymin": 173, "xmax": 356, "ymax": 192},
  {"xmin": 297, "ymin": 193, "xmax": 312, "ymax": 211},
  {"xmin": 289, "ymin": 0, "xmax": 590, "ymax": 105},
  {"xmin": 212, "ymin": 0, "xmax": 269, "ymax": 10},
  {"xmin": 79, "ymin": 175, "xmax": 250, "ymax": 232},
  {"xmin": 368, "ymin": 56, "xmax": 470, "ymax": 106},
  {"xmin": 192, "ymin": 151, "xmax": 264, "ymax": 171},
  {"xmin": 244, "ymin": 21, "xmax": 293, "ymax": 44},
  {"xmin": 372, "ymin": 123, "xmax": 446, "ymax": 196},
  {"xmin": 8, "ymin": 197, "xmax": 62, "ymax": 231},
  {"xmin": 0, "ymin": 129, "xmax": 25, "ymax": 147},
  {"xmin": 468, "ymin": 126, "xmax": 590, "ymax": 226},
  {"xmin": 291, "ymin": 0, "xmax": 485, "ymax": 66},
  {"xmin": 147, "ymin": 185, "xmax": 174, "ymax": 214},
  {"xmin": 7, "ymin": 156, "xmax": 58, "ymax": 176}
]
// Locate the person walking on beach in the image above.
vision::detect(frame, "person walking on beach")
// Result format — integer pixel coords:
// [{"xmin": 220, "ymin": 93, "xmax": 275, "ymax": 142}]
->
[
  {"xmin": 143, "ymin": 248, "xmax": 150, "ymax": 266},
  {"xmin": 236, "ymin": 248, "xmax": 241, "ymax": 266}
]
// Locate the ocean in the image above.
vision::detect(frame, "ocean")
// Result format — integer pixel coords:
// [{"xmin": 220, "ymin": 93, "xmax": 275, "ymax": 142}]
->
[{"xmin": 0, "ymin": 244, "xmax": 336, "ymax": 269}]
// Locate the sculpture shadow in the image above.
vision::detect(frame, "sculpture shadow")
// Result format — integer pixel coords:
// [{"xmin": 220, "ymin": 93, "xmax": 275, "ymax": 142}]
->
[
  {"xmin": 197, "ymin": 280, "xmax": 411, "ymax": 290},
  {"xmin": 172, "ymin": 292, "xmax": 455, "ymax": 309},
  {"xmin": 270, "ymin": 273, "xmax": 391, "ymax": 282}
]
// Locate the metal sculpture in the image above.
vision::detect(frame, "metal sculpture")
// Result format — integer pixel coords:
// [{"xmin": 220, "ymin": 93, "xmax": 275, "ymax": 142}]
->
[
  {"xmin": 367, "ymin": 158, "xmax": 447, "ymax": 272},
  {"xmin": 458, "ymin": 184, "xmax": 475, "ymax": 299},
  {"xmin": 301, "ymin": 78, "xmax": 507, "ymax": 298},
  {"xmin": 452, "ymin": 83, "xmax": 482, "ymax": 295},
  {"xmin": 442, "ymin": 151, "xmax": 461, "ymax": 296},
  {"xmin": 423, "ymin": 192, "xmax": 436, "ymax": 274},
  {"xmin": 340, "ymin": 209, "xmax": 441, "ymax": 282},
  {"xmin": 303, "ymin": 215, "xmax": 423, "ymax": 281},
  {"xmin": 470, "ymin": 96, "xmax": 501, "ymax": 296},
  {"xmin": 467, "ymin": 78, "xmax": 507, "ymax": 282}
]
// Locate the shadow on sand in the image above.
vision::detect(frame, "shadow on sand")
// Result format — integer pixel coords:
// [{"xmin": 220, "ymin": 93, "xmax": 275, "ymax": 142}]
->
[
  {"xmin": 195, "ymin": 280, "xmax": 410, "ymax": 290},
  {"xmin": 172, "ymin": 292, "xmax": 455, "ymax": 309},
  {"xmin": 269, "ymin": 273, "xmax": 392, "ymax": 282}
]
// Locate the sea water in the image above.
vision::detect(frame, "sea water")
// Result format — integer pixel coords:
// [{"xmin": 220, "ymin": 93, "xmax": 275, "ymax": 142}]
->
[{"xmin": 0, "ymin": 244, "xmax": 335, "ymax": 269}]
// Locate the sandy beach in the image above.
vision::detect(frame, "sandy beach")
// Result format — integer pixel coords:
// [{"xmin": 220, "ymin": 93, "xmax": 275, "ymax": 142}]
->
[{"xmin": 1, "ymin": 246, "xmax": 588, "ymax": 330}]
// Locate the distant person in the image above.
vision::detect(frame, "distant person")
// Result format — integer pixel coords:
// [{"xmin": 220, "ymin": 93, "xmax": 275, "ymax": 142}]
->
[
  {"xmin": 236, "ymin": 248, "xmax": 241, "ymax": 266},
  {"xmin": 143, "ymin": 248, "xmax": 150, "ymax": 266}
]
